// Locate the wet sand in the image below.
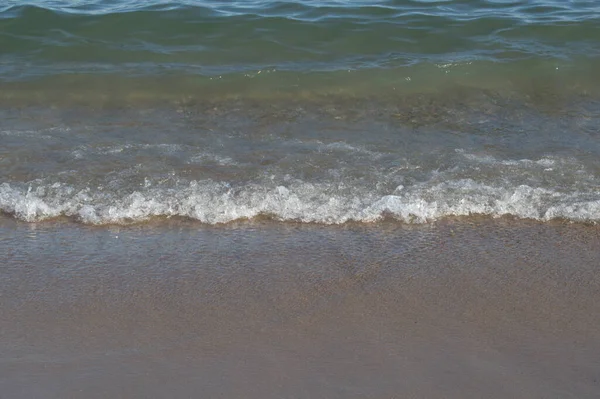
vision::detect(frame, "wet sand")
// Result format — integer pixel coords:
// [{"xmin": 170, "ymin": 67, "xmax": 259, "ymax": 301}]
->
[{"xmin": 1, "ymin": 217, "xmax": 599, "ymax": 398}]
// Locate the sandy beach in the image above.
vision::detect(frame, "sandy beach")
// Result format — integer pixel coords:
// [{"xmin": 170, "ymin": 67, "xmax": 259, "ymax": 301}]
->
[
  {"xmin": 2, "ymin": 1, "xmax": 600, "ymax": 397},
  {"xmin": 1, "ymin": 217, "xmax": 599, "ymax": 398}
]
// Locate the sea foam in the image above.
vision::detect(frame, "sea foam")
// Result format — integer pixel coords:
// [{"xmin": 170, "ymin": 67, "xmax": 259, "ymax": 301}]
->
[{"xmin": 1, "ymin": 178, "xmax": 599, "ymax": 225}]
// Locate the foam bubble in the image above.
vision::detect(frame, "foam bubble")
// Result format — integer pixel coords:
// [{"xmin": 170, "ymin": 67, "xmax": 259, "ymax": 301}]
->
[
  {"xmin": 456, "ymin": 149, "xmax": 560, "ymax": 168},
  {"xmin": 1, "ymin": 178, "xmax": 599, "ymax": 225}
]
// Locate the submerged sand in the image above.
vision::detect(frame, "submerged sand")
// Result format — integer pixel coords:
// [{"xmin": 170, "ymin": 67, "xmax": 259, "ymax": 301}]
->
[{"xmin": 1, "ymin": 217, "xmax": 599, "ymax": 398}]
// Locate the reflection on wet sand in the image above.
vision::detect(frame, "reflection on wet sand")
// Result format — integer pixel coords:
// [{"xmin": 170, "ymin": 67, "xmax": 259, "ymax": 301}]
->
[{"xmin": 1, "ymin": 217, "xmax": 599, "ymax": 398}]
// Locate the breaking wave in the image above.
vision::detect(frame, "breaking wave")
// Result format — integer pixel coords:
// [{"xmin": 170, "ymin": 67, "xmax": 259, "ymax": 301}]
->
[{"xmin": 2, "ymin": 178, "xmax": 599, "ymax": 225}]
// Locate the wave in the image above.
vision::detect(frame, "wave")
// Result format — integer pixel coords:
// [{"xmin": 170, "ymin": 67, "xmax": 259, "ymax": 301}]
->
[
  {"xmin": 2, "ymin": 179, "xmax": 599, "ymax": 225},
  {"xmin": 1, "ymin": 1, "xmax": 600, "ymax": 81},
  {"xmin": 2, "ymin": 61, "xmax": 600, "ymax": 109}
]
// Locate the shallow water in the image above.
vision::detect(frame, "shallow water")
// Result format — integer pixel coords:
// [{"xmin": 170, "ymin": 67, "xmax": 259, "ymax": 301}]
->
[
  {"xmin": 2, "ymin": 99, "xmax": 600, "ymax": 224},
  {"xmin": 2, "ymin": 3, "xmax": 600, "ymax": 397},
  {"xmin": 2, "ymin": 1, "xmax": 600, "ymax": 225}
]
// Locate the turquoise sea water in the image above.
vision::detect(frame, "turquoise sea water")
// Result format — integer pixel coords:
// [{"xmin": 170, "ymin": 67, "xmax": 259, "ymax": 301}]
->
[
  {"xmin": 1, "ymin": 1, "xmax": 600, "ymax": 224},
  {"xmin": 1, "ymin": 0, "xmax": 600, "ymax": 99}
]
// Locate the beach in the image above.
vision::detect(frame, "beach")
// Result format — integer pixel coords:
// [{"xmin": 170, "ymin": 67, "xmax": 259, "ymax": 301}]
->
[
  {"xmin": 2, "ymin": 217, "xmax": 599, "ymax": 398},
  {"xmin": 2, "ymin": 1, "xmax": 600, "ymax": 397}
]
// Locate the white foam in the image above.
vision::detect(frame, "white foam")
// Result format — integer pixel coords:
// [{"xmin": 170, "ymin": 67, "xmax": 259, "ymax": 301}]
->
[
  {"xmin": 72, "ymin": 143, "xmax": 187, "ymax": 157},
  {"xmin": 455, "ymin": 149, "xmax": 560, "ymax": 168},
  {"xmin": 0, "ymin": 130, "xmax": 53, "ymax": 140},
  {"xmin": 187, "ymin": 152, "xmax": 237, "ymax": 165},
  {"xmin": 317, "ymin": 141, "xmax": 381, "ymax": 157},
  {"xmin": 1, "ymin": 178, "xmax": 599, "ymax": 225}
]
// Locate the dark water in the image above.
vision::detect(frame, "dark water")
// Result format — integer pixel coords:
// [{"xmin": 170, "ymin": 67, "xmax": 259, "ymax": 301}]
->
[
  {"xmin": 1, "ymin": 0, "xmax": 600, "ymax": 224},
  {"xmin": 2, "ymin": 0, "xmax": 600, "ymax": 80}
]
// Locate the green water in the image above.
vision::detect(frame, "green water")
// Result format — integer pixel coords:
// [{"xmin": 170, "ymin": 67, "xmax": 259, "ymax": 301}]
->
[
  {"xmin": 2, "ymin": 1, "xmax": 600, "ymax": 225},
  {"xmin": 1, "ymin": 1, "xmax": 600, "ymax": 103}
]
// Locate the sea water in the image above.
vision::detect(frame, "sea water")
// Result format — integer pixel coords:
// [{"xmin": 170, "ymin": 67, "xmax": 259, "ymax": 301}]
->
[{"xmin": 1, "ymin": 0, "xmax": 600, "ymax": 225}]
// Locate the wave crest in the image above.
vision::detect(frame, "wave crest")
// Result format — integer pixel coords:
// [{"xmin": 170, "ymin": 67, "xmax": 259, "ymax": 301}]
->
[{"xmin": 2, "ymin": 179, "xmax": 599, "ymax": 225}]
